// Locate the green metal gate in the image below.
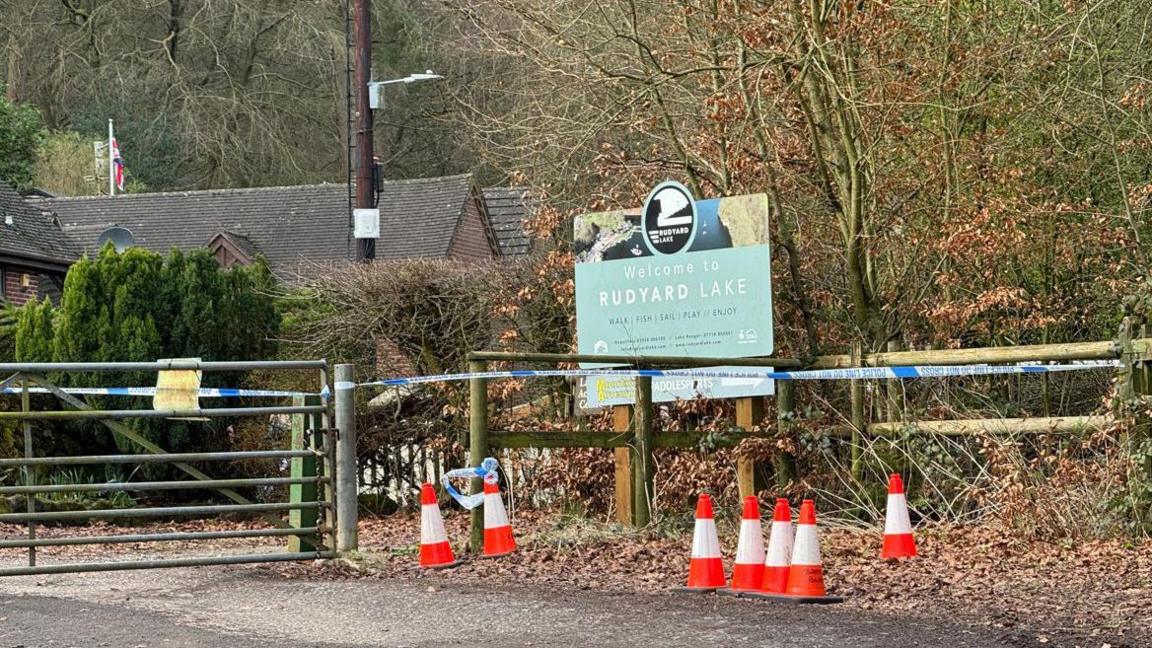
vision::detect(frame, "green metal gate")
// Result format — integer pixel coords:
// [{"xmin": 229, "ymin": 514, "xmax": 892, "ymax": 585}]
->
[{"xmin": 0, "ymin": 360, "xmax": 336, "ymax": 576}]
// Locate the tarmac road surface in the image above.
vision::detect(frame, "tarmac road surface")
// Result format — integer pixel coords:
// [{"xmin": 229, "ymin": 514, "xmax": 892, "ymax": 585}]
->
[{"xmin": 0, "ymin": 563, "xmax": 1015, "ymax": 647}]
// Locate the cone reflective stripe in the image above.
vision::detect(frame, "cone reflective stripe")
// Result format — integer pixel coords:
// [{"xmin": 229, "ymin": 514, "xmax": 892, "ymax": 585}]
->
[
  {"xmin": 784, "ymin": 499, "xmax": 827, "ymax": 597},
  {"xmin": 729, "ymin": 496, "xmax": 765, "ymax": 591},
  {"xmin": 419, "ymin": 483, "xmax": 458, "ymax": 568},
  {"xmin": 685, "ymin": 493, "xmax": 725, "ymax": 590},
  {"xmin": 760, "ymin": 498, "xmax": 794, "ymax": 594},
  {"xmin": 882, "ymin": 474, "xmax": 917, "ymax": 559},
  {"xmin": 482, "ymin": 479, "xmax": 516, "ymax": 557}
]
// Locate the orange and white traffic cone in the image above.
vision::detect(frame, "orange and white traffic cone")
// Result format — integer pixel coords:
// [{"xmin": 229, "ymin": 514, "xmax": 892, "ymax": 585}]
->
[
  {"xmin": 883, "ymin": 473, "xmax": 917, "ymax": 559},
  {"xmin": 418, "ymin": 483, "xmax": 460, "ymax": 569},
  {"xmin": 757, "ymin": 499, "xmax": 841, "ymax": 604},
  {"xmin": 759, "ymin": 498, "xmax": 794, "ymax": 594},
  {"xmin": 482, "ymin": 479, "xmax": 516, "ymax": 557},
  {"xmin": 724, "ymin": 496, "xmax": 765, "ymax": 593},
  {"xmin": 683, "ymin": 493, "xmax": 725, "ymax": 591}
]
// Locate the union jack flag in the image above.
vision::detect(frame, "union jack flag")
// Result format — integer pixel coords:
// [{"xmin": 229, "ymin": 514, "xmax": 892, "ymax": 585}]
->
[{"xmin": 110, "ymin": 137, "xmax": 125, "ymax": 191}]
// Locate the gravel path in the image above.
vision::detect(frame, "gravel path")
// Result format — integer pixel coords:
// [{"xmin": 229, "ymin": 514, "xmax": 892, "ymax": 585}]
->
[{"xmin": 0, "ymin": 561, "xmax": 1018, "ymax": 647}]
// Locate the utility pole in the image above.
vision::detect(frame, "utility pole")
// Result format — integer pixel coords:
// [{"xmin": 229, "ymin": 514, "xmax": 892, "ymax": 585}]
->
[{"xmin": 352, "ymin": 0, "xmax": 375, "ymax": 261}]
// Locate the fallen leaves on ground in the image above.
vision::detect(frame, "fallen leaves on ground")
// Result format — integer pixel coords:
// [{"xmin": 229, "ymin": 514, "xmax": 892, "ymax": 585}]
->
[
  {"xmin": 277, "ymin": 511, "xmax": 1151, "ymax": 647},
  {"xmin": 3, "ymin": 513, "xmax": 1149, "ymax": 647}
]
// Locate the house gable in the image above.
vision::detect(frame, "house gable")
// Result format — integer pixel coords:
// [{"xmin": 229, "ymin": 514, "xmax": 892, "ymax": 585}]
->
[
  {"xmin": 448, "ymin": 184, "xmax": 500, "ymax": 261},
  {"xmin": 206, "ymin": 231, "xmax": 260, "ymax": 269}
]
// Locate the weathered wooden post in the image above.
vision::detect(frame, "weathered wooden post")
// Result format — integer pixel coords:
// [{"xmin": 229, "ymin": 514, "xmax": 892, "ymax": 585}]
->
[
  {"xmin": 850, "ymin": 342, "xmax": 866, "ymax": 481},
  {"xmin": 775, "ymin": 380, "xmax": 798, "ymax": 487},
  {"xmin": 632, "ymin": 375, "xmax": 654, "ymax": 526},
  {"xmin": 468, "ymin": 359, "xmax": 489, "ymax": 553},
  {"xmin": 1139, "ymin": 322, "xmax": 1152, "ymax": 401},
  {"xmin": 736, "ymin": 397, "xmax": 765, "ymax": 499},
  {"xmin": 1140, "ymin": 327, "xmax": 1152, "ymax": 485},
  {"xmin": 1118, "ymin": 318, "xmax": 1152, "ymax": 487},
  {"xmin": 289, "ymin": 394, "xmax": 321, "ymax": 553},
  {"xmin": 1116, "ymin": 318, "xmax": 1135, "ymax": 402},
  {"xmin": 613, "ymin": 405, "xmax": 633, "ymax": 525},
  {"xmin": 885, "ymin": 340, "xmax": 903, "ymax": 423}
]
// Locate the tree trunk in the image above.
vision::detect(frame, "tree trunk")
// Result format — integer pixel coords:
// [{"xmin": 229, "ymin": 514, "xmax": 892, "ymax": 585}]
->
[
  {"xmin": 5, "ymin": 38, "xmax": 22, "ymax": 104},
  {"xmin": 786, "ymin": 0, "xmax": 885, "ymax": 347}
]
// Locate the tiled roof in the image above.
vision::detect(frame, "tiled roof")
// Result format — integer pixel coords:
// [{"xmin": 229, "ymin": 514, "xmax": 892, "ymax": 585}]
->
[
  {"xmin": 0, "ymin": 180, "xmax": 80, "ymax": 267},
  {"xmin": 33, "ymin": 174, "xmax": 485, "ymax": 277},
  {"xmin": 481, "ymin": 187, "xmax": 533, "ymax": 256}
]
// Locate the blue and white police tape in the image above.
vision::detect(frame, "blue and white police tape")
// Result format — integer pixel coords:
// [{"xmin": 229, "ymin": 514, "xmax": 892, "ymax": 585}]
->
[
  {"xmin": 441, "ymin": 457, "xmax": 500, "ymax": 510},
  {"xmin": 0, "ymin": 386, "xmax": 311, "ymax": 398},
  {"xmin": 361, "ymin": 360, "xmax": 1120, "ymax": 388}
]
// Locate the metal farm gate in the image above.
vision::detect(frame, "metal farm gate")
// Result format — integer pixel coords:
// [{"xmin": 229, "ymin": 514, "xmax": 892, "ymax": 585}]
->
[{"xmin": 0, "ymin": 360, "xmax": 336, "ymax": 576}]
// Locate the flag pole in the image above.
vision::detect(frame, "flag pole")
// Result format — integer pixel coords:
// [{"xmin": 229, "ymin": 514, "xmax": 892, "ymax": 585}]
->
[{"xmin": 107, "ymin": 119, "xmax": 115, "ymax": 196}]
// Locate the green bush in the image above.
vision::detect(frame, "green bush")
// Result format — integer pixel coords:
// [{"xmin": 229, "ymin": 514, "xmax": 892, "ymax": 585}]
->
[
  {"xmin": 11, "ymin": 245, "xmax": 280, "ymax": 467},
  {"xmin": 17, "ymin": 244, "xmax": 279, "ymax": 367},
  {"xmin": 0, "ymin": 93, "xmax": 44, "ymax": 190}
]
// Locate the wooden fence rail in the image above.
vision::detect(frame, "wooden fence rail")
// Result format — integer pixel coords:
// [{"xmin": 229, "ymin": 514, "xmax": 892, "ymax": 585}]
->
[{"xmin": 464, "ymin": 328, "xmax": 1152, "ymax": 544}]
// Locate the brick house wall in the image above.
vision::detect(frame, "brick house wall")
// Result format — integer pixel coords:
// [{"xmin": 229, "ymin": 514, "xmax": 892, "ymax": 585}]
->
[
  {"xmin": 2, "ymin": 264, "xmax": 41, "ymax": 306},
  {"xmin": 0, "ymin": 263, "xmax": 65, "ymax": 306},
  {"xmin": 448, "ymin": 195, "xmax": 496, "ymax": 261}
]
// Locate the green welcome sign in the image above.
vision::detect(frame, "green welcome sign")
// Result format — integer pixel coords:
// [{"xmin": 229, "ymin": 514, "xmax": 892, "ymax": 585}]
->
[{"xmin": 573, "ymin": 181, "xmax": 774, "ymax": 407}]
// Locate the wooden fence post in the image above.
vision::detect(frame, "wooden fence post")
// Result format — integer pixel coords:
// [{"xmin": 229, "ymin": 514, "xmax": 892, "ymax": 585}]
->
[
  {"xmin": 885, "ymin": 340, "xmax": 903, "ymax": 423},
  {"xmin": 775, "ymin": 381, "xmax": 798, "ymax": 487},
  {"xmin": 632, "ymin": 376, "xmax": 654, "ymax": 526},
  {"xmin": 1115, "ymin": 319, "xmax": 1152, "ymax": 492},
  {"xmin": 1126, "ymin": 320, "xmax": 1152, "ymax": 485},
  {"xmin": 850, "ymin": 342, "xmax": 866, "ymax": 481},
  {"xmin": 613, "ymin": 405, "xmax": 633, "ymax": 525},
  {"xmin": 468, "ymin": 360, "xmax": 489, "ymax": 553},
  {"xmin": 1116, "ymin": 320, "xmax": 1134, "ymax": 403},
  {"xmin": 1139, "ymin": 325, "xmax": 1151, "ymax": 398},
  {"xmin": 289, "ymin": 394, "xmax": 321, "ymax": 553},
  {"xmin": 736, "ymin": 397, "xmax": 765, "ymax": 499},
  {"xmin": 1140, "ymin": 328, "xmax": 1152, "ymax": 486}
]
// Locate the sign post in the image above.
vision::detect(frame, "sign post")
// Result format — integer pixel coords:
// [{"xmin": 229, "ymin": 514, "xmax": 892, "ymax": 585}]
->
[
  {"xmin": 573, "ymin": 183, "xmax": 775, "ymax": 402},
  {"xmin": 573, "ymin": 182, "xmax": 775, "ymax": 523}
]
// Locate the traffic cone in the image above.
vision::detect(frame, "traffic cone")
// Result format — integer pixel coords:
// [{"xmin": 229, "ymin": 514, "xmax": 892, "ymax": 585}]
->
[
  {"xmin": 777, "ymin": 499, "xmax": 840, "ymax": 602},
  {"xmin": 725, "ymin": 496, "xmax": 765, "ymax": 592},
  {"xmin": 759, "ymin": 498, "xmax": 794, "ymax": 594},
  {"xmin": 882, "ymin": 473, "xmax": 917, "ymax": 559},
  {"xmin": 482, "ymin": 479, "xmax": 516, "ymax": 557},
  {"xmin": 683, "ymin": 493, "xmax": 725, "ymax": 591},
  {"xmin": 418, "ymin": 483, "xmax": 460, "ymax": 569}
]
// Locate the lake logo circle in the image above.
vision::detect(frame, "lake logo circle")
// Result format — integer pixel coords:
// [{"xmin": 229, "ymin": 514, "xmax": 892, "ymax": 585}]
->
[{"xmin": 642, "ymin": 181, "xmax": 696, "ymax": 255}]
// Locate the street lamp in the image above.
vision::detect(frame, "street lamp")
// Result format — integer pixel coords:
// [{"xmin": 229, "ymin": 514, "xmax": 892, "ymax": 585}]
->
[
  {"xmin": 353, "ymin": 69, "xmax": 446, "ymax": 260},
  {"xmin": 368, "ymin": 70, "xmax": 445, "ymax": 109}
]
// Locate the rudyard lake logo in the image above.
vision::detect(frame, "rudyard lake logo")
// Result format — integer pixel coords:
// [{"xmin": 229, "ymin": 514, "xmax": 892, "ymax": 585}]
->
[{"xmin": 642, "ymin": 181, "xmax": 696, "ymax": 255}]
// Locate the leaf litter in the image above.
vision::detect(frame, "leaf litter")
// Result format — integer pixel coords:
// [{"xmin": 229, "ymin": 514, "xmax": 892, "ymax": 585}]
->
[{"xmin": 2, "ymin": 513, "xmax": 1148, "ymax": 647}]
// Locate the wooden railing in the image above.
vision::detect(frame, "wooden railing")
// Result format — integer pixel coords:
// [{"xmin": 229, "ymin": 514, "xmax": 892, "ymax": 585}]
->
[{"xmin": 464, "ymin": 328, "xmax": 1152, "ymax": 542}]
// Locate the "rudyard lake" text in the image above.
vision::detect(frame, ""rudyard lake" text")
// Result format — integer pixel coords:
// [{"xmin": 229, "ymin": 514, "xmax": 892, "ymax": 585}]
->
[{"xmin": 598, "ymin": 278, "xmax": 748, "ymax": 306}]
